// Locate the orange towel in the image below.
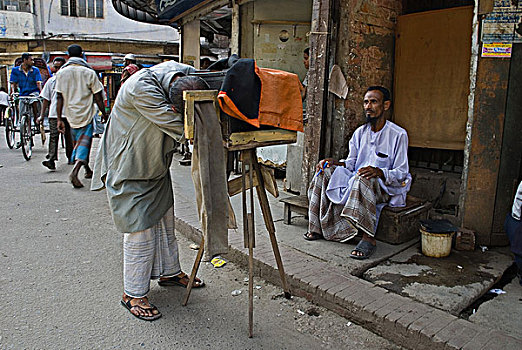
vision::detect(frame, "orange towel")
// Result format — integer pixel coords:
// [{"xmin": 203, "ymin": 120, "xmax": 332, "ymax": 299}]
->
[{"xmin": 218, "ymin": 60, "xmax": 304, "ymax": 132}]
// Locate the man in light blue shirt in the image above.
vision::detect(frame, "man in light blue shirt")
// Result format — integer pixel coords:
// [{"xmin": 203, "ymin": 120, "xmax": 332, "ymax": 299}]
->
[{"xmin": 305, "ymin": 86, "xmax": 411, "ymax": 260}]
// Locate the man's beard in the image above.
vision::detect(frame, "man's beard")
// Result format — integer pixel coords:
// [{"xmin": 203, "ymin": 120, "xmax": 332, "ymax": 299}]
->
[{"xmin": 365, "ymin": 111, "xmax": 383, "ymax": 125}]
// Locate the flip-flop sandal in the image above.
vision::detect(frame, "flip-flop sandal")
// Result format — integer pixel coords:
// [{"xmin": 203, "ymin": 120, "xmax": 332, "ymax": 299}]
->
[
  {"xmin": 158, "ymin": 273, "xmax": 205, "ymax": 288},
  {"xmin": 349, "ymin": 240, "xmax": 376, "ymax": 260},
  {"xmin": 121, "ymin": 299, "xmax": 162, "ymax": 321},
  {"xmin": 303, "ymin": 232, "xmax": 323, "ymax": 241}
]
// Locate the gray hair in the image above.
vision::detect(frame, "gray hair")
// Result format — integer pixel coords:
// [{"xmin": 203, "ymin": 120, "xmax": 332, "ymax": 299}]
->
[{"xmin": 169, "ymin": 76, "xmax": 210, "ymax": 113}]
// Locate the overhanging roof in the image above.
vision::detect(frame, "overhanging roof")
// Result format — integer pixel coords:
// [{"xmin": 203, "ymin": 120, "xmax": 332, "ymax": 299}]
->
[{"xmin": 111, "ymin": 0, "xmax": 211, "ymax": 26}]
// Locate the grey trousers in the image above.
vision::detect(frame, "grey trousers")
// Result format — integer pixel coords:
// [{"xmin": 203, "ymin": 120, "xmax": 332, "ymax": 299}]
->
[{"xmin": 48, "ymin": 118, "xmax": 74, "ymax": 162}]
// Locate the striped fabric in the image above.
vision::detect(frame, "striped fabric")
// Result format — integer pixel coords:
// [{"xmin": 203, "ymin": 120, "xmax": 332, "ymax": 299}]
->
[
  {"xmin": 308, "ymin": 167, "xmax": 389, "ymax": 241},
  {"xmin": 308, "ymin": 167, "xmax": 358, "ymax": 242},
  {"xmin": 71, "ymin": 123, "xmax": 93, "ymax": 163},
  {"xmin": 123, "ymin": 206, "xmax": 181, "ymax": 298},
  {"xmin": 341, "ymin": 175, "xmax": 389, "ymax": 237}
]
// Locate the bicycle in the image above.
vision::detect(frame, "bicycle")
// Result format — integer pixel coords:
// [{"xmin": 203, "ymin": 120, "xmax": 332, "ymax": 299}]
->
[
  {"xmin": 4, "ymin": 94, "xmax": 20, "ymax": 149},
  {"xmin": 18, "ymin": 95, "xmax": 42, "ymax": 161}
]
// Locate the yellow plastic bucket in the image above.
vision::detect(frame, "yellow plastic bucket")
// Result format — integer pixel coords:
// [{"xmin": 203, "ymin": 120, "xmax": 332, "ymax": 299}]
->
[{"xmin": 420, "ymin": 228, "xmax": 454, "ymax": 258}]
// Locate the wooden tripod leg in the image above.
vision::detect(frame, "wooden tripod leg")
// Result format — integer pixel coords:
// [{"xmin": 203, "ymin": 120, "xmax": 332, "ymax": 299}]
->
[
  {"xmin": 182, "ymin": 235, "xmax": 205, "ymax": 306},
  {"xmin": 252, "ymin": 156, "xmax": 291, "ymax": 299},
  {"xmin": 247, "ymin": 150, "xmax": 255, "ymax": 338}
]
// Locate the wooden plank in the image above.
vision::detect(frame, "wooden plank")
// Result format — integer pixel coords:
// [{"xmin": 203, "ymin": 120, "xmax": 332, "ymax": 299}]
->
[
  {"xmin": 227, "ymin": 129, "xmax": 297, "ymax": 149},
  {"xmin": 228, "ymin": 172, "xmax": 259, "ymax": 197},
  {"xmin": 251, "ymin": 20, "xmax": 311, "ymax": 26},
  {"xmin": 228, "ymin": 165, "xmax": 278, "ymax": 198},
  {"xmin": 182, "ymin": 235, "xmax": 205, "ymax": 306},
  {"xmin": 280, "ymin": 194, "xmax": 308, "ymax": 208},
  {"xmin": 251, "ymin": 152, "xmax": 290, "ymax": 299},
  {"xmin": 183, "ymin": 90, "xmax": 219, "ymax": 139},
  {"xmin": 260, "ymin": 165, "xmax": 279, "ymax": 198},
  {"xmin": 393, "ymin": 7, "xmax": 473, "ymax": 150}
]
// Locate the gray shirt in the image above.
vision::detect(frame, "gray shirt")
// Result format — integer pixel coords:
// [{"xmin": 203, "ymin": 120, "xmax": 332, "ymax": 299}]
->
[{"xmin": 91, "ymin": 61, "xmax": 196, "ymax": 233}]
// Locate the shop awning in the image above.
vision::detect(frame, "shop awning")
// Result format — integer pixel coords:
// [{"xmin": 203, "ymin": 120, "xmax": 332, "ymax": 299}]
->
[{"xmin": 111, "ymin": 0, "xmax": 210, "ymax": 26}]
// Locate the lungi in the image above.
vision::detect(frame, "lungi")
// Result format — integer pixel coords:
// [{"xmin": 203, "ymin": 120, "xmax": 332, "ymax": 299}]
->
[
  {"xmin": 71, "ymin": 123, "xmax": 93, "ymax": 164},
  {"xmin": 123, "ymin": 206, "xmax": 181, "ymax": 298},
  {"xmin": 308, "ymin": 166, "xmax": 389, "ymax": 242}
]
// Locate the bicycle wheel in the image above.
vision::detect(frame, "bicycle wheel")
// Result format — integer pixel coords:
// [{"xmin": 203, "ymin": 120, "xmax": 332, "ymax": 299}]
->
[
  {"xmin": 5, "ymin": 108, "xmax": 15, "ymax": 149},
  {"xmin": 20, "ymin": 114, "xmax": 33, "ymax": 160}
]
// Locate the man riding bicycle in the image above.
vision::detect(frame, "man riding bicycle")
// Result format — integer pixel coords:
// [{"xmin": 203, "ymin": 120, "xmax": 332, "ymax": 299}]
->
[{"xmin": 9, "ymin": 53, "xmax": 42, "ymax": 138}]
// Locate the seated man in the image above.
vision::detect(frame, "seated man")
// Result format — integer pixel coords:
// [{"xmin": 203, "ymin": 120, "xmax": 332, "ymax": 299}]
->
[
  {"xmin": 505, "ymin": 181, "xmax": 522, "ymax": 286},
  {"xmin": 304, "ymin": 86, "xmax": 412, "ymax": 260}
]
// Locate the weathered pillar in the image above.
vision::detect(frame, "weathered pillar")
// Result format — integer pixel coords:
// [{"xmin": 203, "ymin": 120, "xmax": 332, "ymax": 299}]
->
[
  {"xmin": 460, "ymin": 2, "xmax": 513, "ymax": 246},
  {"xmin": 181, "ymin": 19, "xmax": 200, "ymax": 69},
  {"xmin": 301, "ymin": 0, "xmax": 332, "ymax": 192},
  {"xmin": 231, "ymin": 2, "xmax": 240, "ymax": 55}
]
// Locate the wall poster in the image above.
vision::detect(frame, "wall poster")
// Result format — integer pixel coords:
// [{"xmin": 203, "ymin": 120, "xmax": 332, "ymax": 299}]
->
[{"xmin": 482, "ymin": 0, "xmax": 522, "ymax": 43}]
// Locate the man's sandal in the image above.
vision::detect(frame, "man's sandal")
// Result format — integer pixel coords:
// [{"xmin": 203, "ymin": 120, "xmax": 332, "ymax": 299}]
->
[
  {"xmin": 121, "ymin": 298, "xmax": 162, "ymax": 321},
  {"xmin": 303, "ymin": 232, "xmax": 323, "ymax": 241},
  {"xmin": 349, "ymin": 240, "xmax": 376, "ymax": 260},
  {"xmin": 158, "ymin": 272, "xmax": 205, "ymax": 288}
]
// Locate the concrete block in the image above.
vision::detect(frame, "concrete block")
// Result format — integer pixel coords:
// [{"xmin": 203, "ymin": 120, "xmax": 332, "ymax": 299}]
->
[
  {"xmin": 443, "ymin": 319, "xmax": 485, "ymax": 350},
  {"xmin": 461, "ymin": 329, "xmax": 502, "ymax": 350},
  {"xmin": 319, "ymin": 275, "xmax": 351, "ymax": 295},
  {"xmin": 335, "ymin": 280, "xmax": 372, "ymax": 303},
  {"xmin": 293, "ymin": 263, "xmax": 329, "ymax": 281},
  {"xmin": 432, "ymin": 319, "xmax": 467, "ymax": 349},
  {"xmin": 385, "ymin": 301, "xmax": 419, "ymax": 327},
  {"xmin": 373, "ymin": 294, "xmax": 406, "ymax": 320},
  {"xmin": 354, "ymin": 286, "xmax": 389, "ymax": 309},
  {"xmin": 310, "ymin": 271, "xmax": 344, "ymax": 291},
  {"xmin": 407, "ymin": 308, "xmax": 448, "ymax": 336},
  {"xmin": 394, "ymin": 303, "xmax": 432, "ymax": 343},
  {"xmin": 478, "ymin": 330, "xmax": 522, "ymax": 350},
  {"xmin": 420, "ymin": 315, "xmax": 458, "ymax": 339},
  {"xmin": 362, "ymin": 294, "xmax": 393, "ymax": 315}
]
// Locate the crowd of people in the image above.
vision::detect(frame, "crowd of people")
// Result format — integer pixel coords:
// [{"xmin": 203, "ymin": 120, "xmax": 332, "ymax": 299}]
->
[{"xmin": 4, "ymin": 47, "xmax": 142, "ymax": 182}]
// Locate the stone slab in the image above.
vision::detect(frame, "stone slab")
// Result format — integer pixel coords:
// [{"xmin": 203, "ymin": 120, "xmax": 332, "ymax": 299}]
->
[
  {"xmin": 363, "ymin": 244, "xmax": 513, "ymax": 314},
  {"xmin": 469, "ymin": 277, "xmax": 522, "ymax": 339}
]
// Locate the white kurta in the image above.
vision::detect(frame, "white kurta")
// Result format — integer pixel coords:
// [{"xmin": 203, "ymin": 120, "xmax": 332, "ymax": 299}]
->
[{"xmin": 325, "ymin": 120, "xmax": 412, "ymax": 209}]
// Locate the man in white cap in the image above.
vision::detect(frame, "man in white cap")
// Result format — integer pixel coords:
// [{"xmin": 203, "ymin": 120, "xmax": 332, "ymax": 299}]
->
[{"xmin": 124, "ymin": 53, "xmax": 137, "ymax": 67}]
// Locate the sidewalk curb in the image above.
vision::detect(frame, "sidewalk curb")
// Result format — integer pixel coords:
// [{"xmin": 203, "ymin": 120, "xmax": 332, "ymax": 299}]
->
[{"xmin": 174, "ymin": 213, "xmax": 522, "ymax": 350}]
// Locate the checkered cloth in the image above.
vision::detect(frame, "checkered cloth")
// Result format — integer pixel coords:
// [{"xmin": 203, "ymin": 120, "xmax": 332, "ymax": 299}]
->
[
  {"xmin": 308, "ymin": 166, "xmax": 389, "ymax": 241},
  {"xmin": 341, "ymin": 174, "xmax": 389, "ymax": 237}
]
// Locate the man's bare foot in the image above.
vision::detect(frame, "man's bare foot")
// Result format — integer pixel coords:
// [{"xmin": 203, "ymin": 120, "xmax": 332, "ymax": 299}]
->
[
  {"xmin": 84, "ymin": 166, "xmax": 93, "ymax": 179},
  {"xmin": 121, "ymin": 294, "xmax": 161, "ymax": 321},
  {"xmin": 69, "ymin": 173, "xmax": 84, "ymax": 188}
]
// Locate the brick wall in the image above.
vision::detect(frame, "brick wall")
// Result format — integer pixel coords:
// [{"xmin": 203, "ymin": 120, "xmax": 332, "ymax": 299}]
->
[{"xmin": 329, "ymin": 0, "xmax": 401, "ymax": 159}]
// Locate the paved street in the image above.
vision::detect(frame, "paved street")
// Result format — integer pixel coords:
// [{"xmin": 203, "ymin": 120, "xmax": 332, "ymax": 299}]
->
[{"xmin": 0, "ymin": 135, "xmax": 400, "ymax": 349}]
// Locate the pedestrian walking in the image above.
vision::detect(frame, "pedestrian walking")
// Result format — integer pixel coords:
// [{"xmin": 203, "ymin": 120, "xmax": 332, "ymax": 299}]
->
[
  {"xmin": 0, "ymin": 87, "xmax": 9, "ymax": 126},
  {"xmin": 38, "ymin": 57, "xmax": 74, "ymax": 169},
  {"xmin": 55, "ymin": 44, "xmax": 108, "ymax": 188}
]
